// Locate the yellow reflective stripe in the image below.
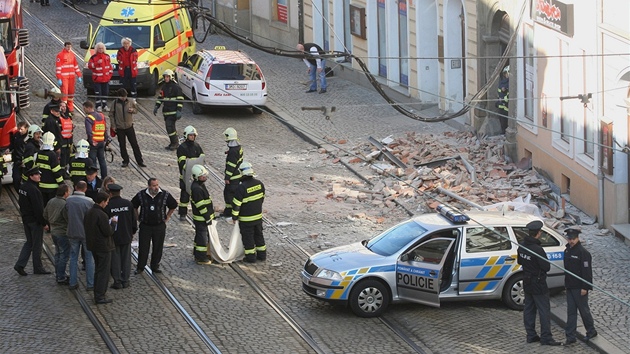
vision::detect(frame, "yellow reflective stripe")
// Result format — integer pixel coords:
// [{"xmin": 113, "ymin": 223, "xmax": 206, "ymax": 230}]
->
[
  {"xmin": 198, "ymin": 207, "xmax": 208, "ymax": 214},
  {"xmin": 244, "ymin": 248, "xmax": 256, "ymax": 255},
  {"xmin": 178, "ymin": 156, "xmax": 187, "ymax": 163},
  {"xmin": 51, "ymin": 165, "xmax": 61, "ymax": 173},
  {"xmin": 229, "ymin": 175, "xmax": 241, "ymax": 181},
  {"xmin": 195, "ymin": 244, "xmax": 208, "ymax": 252},
  {"xmin": 255, "ymin": 245, "xmax": 267, "ymax": 252},
  {"xmin": 226, "ymin": 161, "xmax": 237, "ymax": 168},
  {"xmin": 178, "ymin": 202, "xmax": 188, "ymax": 208},
  {"xmin": 192, "ymin": 215, "xmax": 205, "ymax": 222},
  {"xmin": 55, "ymin": 176, "xmax": 64, "ymax": 183},
  {"xmin": 233, "ymin": 199, "xmax": 242, "ymax": 207},
  {"xmin": 194, "ymin": 199, "xmax": 211, "ymax": 208},
  {"xmin": 239, "ymin": 214, "xmax": 262, "ymax": 222},
  {"xmin": 39, "ymin": 182, "xmax": 59, "ymax": 189},
  {"xmin": 243, "ymin": 193, "xmax": 264, "ymax": 203}
]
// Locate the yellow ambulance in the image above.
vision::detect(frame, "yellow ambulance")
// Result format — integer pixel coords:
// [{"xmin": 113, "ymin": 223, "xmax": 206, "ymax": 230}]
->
[{"xmin": 79, "ymin": 0, "xmax": 196, "ymax": 96}]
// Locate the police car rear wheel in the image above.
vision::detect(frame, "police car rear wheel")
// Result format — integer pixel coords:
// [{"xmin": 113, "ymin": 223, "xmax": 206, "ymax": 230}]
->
[
  {"xmin": 502, "ymin": 273, "xmax": 525, "ymax": 310},
  {"xmin": 349, "ymin": 279, "xmax": 390, "ymax": 318}
]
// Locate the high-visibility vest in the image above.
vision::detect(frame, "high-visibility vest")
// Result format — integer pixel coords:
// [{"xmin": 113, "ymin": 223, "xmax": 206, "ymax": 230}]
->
[
  {"xmin": 88, "ymin": 113, "xmax": 106, "ymax": 143},
  {"xmin": 60, "ymin": 116, "xmax": 73, "ymax": 139}
]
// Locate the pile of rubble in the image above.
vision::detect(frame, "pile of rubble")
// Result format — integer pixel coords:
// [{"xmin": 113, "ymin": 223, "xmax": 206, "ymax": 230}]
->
[{"xmin": 321, "ymin": 131, "xmax": 589, "ymax": 228}]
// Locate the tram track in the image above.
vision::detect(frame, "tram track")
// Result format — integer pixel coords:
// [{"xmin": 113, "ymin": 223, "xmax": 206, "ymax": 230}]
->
[{"xmin": 20, "ymin": 6, "xmax": 430, "ymax": 353}]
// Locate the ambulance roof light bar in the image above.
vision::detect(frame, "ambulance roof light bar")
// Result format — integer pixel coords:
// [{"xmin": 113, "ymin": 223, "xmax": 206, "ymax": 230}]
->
[{"xmin": 436, "ymin": 204, "xmax": 470, "ymax": 224}]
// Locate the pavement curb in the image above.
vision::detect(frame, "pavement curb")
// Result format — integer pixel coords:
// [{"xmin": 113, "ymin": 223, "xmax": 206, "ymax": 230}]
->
[{"xmin": 550, "ymin": 302, "xmax": 625, "ymax": 354}]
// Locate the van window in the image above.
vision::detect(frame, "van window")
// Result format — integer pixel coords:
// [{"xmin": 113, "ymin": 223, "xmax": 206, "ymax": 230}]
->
[
  {"xmin": 160, "ymin": 19, "xmax": 176, "ymax": 42},
  {"xmin": 94, "ymin": 26, "xmax": 151, "ymax": 50},
  {"xmin": 513, "ymin": 227, "xmax": 561, "ymax": 247},
  {"xmin": 210, "ymin": 64, "xmax": 261, "ymax": 81},
  {"xmin": 465, "ymin": 227, "xmax": 511, "ymax": 253},
  {"xmin": 153, "ymin": 27, "xmax": 163, "ymax": 44}
]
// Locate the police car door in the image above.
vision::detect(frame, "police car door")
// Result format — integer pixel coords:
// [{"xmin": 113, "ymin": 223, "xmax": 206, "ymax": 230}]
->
[{"xmin": 396, "ymin": 237, "xmax": 455, "ymax": 307}]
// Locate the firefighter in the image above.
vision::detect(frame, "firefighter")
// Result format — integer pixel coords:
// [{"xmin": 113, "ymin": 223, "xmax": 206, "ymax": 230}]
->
[
  {"xmin": 153, "ymin": 69, "xmax": 183, "ymax": 150},
  {"xmin": 222, "ymin": 127, "xmax": 243, "ymax": 218},
  {"xmin": 176, "ymin": 125, "xmax": 204, "ymax": 221},
  {"xmin": 10, "ymin": 121, "xmax": 29, "ymax": 190},
  {"xmin": 22, "ymin": 125, "xmax": 44, "ymax": 183},
  {"xmin": 231, "ymin": 161, "xmax": 266, "ymax": 263},
  {"xmin": 37, "ymin": 132, "xmax": 64, "ymax": 205},
  {"xmin": 68, "ymin": 139, "xmax": 94, "ymax": 186},
  {"xmin": 84, "ymin": 100, "xmax": 109, "ymax": 178},
  {"xmin": 88, "ymin": 42, "xmax": 113, "ymax": 113},
  {"xmin": 190, "ymin": 164, "xmax": 214, "ymax": 265},
  {"xmin": 496, "ymin": 65, "xmax": 509, "ymax": 134},
  {"xmin": 41, "ymin": 87, "xmax": 62, "ymax": 125},
  {"xmin": 55, "ymin": 41, "xmax": 82, "ymax": 115}
]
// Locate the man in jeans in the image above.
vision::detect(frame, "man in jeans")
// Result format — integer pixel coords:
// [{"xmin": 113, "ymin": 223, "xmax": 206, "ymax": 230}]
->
[
  {"xmin": 66, "ymin": 181, "xmax": 95, "ymax": 290},
  {"xmin": 43, "ymin": 184, "xmax": 71, "ymax": 284}
]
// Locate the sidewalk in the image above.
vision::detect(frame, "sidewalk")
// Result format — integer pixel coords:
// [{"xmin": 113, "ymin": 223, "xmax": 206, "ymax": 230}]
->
[{"xmin": 209, "ymin": 36, "xmax": 629, "ymax": 354}]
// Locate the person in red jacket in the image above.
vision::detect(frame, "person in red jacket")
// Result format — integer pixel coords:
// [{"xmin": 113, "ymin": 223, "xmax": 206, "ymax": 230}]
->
[
  {"xmin": 55, "ymin": 41, "xmax": 82, "ymax": 115},
  {"xmin": 88, "ymin": 42, "xmax": 114, "ymax": 113},
  {"xmin": 117, "ymin": 37, "xmax": 138, "ymax": 99}
]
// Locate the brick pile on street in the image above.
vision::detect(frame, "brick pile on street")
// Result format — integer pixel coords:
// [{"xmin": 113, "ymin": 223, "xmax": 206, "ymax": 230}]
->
[{"xmin": 321, "ymin": 130, "xmax": 590, "ymax": 231}]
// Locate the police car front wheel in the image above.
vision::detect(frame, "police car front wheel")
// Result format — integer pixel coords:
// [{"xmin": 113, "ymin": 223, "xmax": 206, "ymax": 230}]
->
[{"xmin": 349, "ymin": 279, "xmax": 390, "ymax": 318}]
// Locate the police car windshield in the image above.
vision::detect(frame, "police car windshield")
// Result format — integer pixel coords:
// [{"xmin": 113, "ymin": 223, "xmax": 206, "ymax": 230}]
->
[
  {"xmin": 94, "ymin": 26, "xmax": 151, "ymax": 50},
  {"xmin": 366, "ymin": 221, "xmax": 427, "ymax": 256}
]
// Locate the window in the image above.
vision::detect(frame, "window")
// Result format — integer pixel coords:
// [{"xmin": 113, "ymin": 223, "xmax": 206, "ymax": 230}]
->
[
  {"xmin": 581, "ymin": 51, "xmax": 595, "ymax": 157},
  {"xmin": 408, "ymin": 239, "xmax": 452, "ymax": 264},
  {"xmin": 0, "ymin": 20, "xmax": 14, "ymax": 52},
  {"xmin": 210, "ymin": 64, "xmax": 261, "ymax": 81},
  {"xmin": 513, "ymin": 227, "xmax": 561, "ymax": 247},
  {"xmin": 272, "ymin": 0, "xmax": 289, "ymax": 24},
  {"xmin": 465, "ymin": 227, "xmax": 510, "ymax": 253},
  {"xmin": 160, "ymin": 19, "xmax": 176, "ymax": 42},
  {"xmin": 366, "ymin": 221, "xmax": 427, "ymax": 256},
  {"xmin": 377, "ymin": 0, "xmax": 387, "ymax": 77},
  {"xmin": 0, "ymin": 79, "xmax": 11, "ymax": 117},
  {"xmin": 560, "ymin": 40, "xmax": 570, "ymax": 142},
  {"xmin": 522, "ymin": 24, "xmax": 535, "ymax": 122},
  {"xmin": 94, "ymin": 26, "xmax": 151, "ymax": 50},
  {"xmin": 398, "ymin": 0, "xmax": 409, "ymax": 86}
]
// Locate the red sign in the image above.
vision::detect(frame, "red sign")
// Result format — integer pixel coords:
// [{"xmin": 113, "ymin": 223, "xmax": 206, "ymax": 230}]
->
[{"xmin": 277, "ymin": 4, "xmax": 287, "ymax": 24}]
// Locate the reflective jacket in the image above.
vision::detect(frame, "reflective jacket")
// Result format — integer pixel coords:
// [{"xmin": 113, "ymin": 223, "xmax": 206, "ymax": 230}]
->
[
  {"xmin": 224, "ymin": 144, "xmax": 243, "ymax": 181},
  {"xmin": 191, "ymin": 180, "xmax": 215, "ymax": 224},
  {"xmin": 232, "ymin": 176, "xmax": 265, "ymax": 223},
  {"xmin": 155, "ymin": 81, "xmax": 183, "ymax": 116},
  {"xmin": 88, "ymin": 52, "xmax": 113, "ymax": 83},
  {"xmin": 176, "ymin": 140, "xmax": 204, "ymax": 177},
  {"xmin": 68, "ymin": 156, "xmax": 94, "ymax": 185},
  {"xmin": 36, "ymin": 149, "xmax": 63, "ymax": 191},
  {"xmin": 22, "ymin": 139, "xmax": 42, "ymax": 180},
  {"xmin": 56, "ymin": 48, "xmax": 82, "ymax": 80},
  {"xmin": 85, "ymin": 111, "xmax": 107, "ymax": 144},
  {"xmin": 116, "ymin": 46, "xmax": 138, "ymax": 78},
  {"xmin": 10, "ymin": 132, "xmax": 27, "ymax": 167},
  {"xmin": 497, "ymin": 77, "xmax": 509, "ymax": 112},
  {"xmin": 60, "ymin": 116, "xmax": 73, "ymax": 139}
]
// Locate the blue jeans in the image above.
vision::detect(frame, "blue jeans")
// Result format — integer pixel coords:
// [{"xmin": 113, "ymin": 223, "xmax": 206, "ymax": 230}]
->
[
  {"xmin": 89, "ymin": 141, "xmax": 108, "ymax": 178},
  {"xmin": 308, "ymin": 60, "xmax": 327, "ymax": 91},
  {"xmin": 52, "ymin": 234, "xmax": 70, "ymax": 282},
  {"xmin": 69, "ymin": 238, "xmax": 94, "ymax": 288}
]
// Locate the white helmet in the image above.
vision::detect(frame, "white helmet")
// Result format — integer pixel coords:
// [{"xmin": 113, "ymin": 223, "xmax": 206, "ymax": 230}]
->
[
  {"xmin": 163, "ymin": 69, "xmax": 175, "ymax": 78},
  {"xmin": 76, "ymin": 139, "xmax": 90, "ymax": 155},
  {"xmin": 184, "ymin": 125, "xmax": 197, "ymax": 137},
  {"xmin": 191, "ymin": 164, "xmax": 208, "ymax": 180},
  {"xmin": 223, "ymin": 127, "xmax": 237, "ymax": 141},
  {"xmin": 28, "ymin": 124, "xmax": 43, "ymax": 139},
  {"xmin": 503, "ymin": 65, "xmax": 510, "ymax": 74},
  {"xmin": 42, "ymin": 131, "xmax": 56, "ymax": 146},
  {"xmin": 239, "ymin": 161, "xmax": 254, "ymax": 176},
  {"xmin": 50, "ymin": 87, "xmax": 61, "ymax": 94}
]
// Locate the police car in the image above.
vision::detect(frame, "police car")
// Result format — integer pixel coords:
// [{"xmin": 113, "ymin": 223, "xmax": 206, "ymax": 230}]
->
[
  {"xmin": 174, "ymin": 46, "xmax": 268, "ymax": 115},
  {"xmin": 301, "ymin": 205, "xmax": 566, "ymax": 317}
]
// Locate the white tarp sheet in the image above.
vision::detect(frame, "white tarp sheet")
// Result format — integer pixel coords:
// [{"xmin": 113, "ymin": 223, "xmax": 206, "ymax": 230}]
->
[{"xmin": 208, "ymin": 222, "xmax": 244, "ymax": 263}]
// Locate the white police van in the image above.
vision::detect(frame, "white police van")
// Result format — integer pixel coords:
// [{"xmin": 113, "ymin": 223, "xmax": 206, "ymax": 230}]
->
[
  {"xmin": 174, "ymin": 46, "xmax": 268, "ymax": 115},
  {"xmin": 301, "ymin": 205, "xmax": 566, "ymax": 317}
]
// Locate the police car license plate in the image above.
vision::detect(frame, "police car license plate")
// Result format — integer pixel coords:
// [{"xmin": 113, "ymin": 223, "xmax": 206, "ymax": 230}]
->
[
  {"xmin": 109, "ymin": 80, "xmax": 121, "ymax": 86},
  {"xmin": 226, "ymin": 84, "xmax": 247, "ymax": 90}
]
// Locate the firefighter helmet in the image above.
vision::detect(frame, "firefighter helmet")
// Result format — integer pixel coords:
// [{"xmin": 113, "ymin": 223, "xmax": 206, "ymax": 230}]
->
[
  {"xmin": 184, "ymin": 125, "xmax": 197, "ymax": 137},
  {"xmin": 239, "ymin": 161, "xmax": 254, "ymax": 176},
  {"xmin": 76, "ymin": 139, "xmax": 90, "ymax": 154},
  {"xmin": 163, "ymin": 69, "xmax": 175, "ymax": 78},
  {"xmin": 503, "ymin": 65, "xmax": 510, "ymax": 74},
  {"xmin": 223, "ymin": 127, "xmax": 238, "ymax": 141},
  {"xmin": 27, "ymin": 124, "xmax": 43, "ymax": 139},
  {"xmin": 191, "ymin": 164, "xmax": 208, "ymax": 180},
  {"xmin": 42, "ymin": 131, "xmax": 56, "ymax": 146},
  {"xmin": 50, "ymin": 87, "xmax": 61, "ymax": 94}
]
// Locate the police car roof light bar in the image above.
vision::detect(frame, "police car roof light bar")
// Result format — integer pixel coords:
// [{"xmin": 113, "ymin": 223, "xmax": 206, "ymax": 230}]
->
[{"xmin": 436, "ymin": 204, "xmax": 470, "ymax": 224}]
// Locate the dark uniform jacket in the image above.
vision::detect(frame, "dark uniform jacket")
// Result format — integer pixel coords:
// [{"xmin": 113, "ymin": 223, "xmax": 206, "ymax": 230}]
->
[
  {"xmin": 105, "ymin": 195, "xmax": 137, "ymax": 245},
  {"xmin": 517, "ymin": 235, "xmax": 549, "ymax": 295},
  {"xmin": 83, "ymin": 176, "xmax": 103, "ymax": 201},
  {"xmin": 155, "ymin": 81, "xmax": 183, "ymax": 116},
  {"xmin": 191, "ymin": 180, "xmax": 214, "ymax": 224},
  {"xmin": 18, "ymin": 179, "xmax": 46, "ymax": 225},
  {"xmin": 10, "ymin": 132, "xmax": 27, "ymax": 169},
  {"xmin": 176, "ymin": 140, "xmax": 204, "ymax": 177},
  {"xmin": 224, "ymin": 144, "xmax": 243, "ymax": 182},
  {"xmin": 84, "ymin": 204, "xmax": 115, "ymax": 253},
  {"xmin": 42, "ymin": 115, "xmax": 62, "ymax": 150},
  {"xmin": 36, "ymin": 149, "xmax": 64, "ymax": 190},
  {"xmin": 22, "ymin": 139, "xmax": 42, "ymax": 175},
  {"xmin": 131, "ymin": 188, "xmax": 178, "ymax": 225},
  {"xmin": 564, "ymin": 241, "xmax": 593, "ymax": 290},
  {"xmin": 69, "ymin": 157, "xmax": 94, "ymax": 185},
  {"xmin": 232, "ymin": 176, "xmax": 265, "ymax": 224},
  {"xmin": 41, "ymin": 98, "xmax": 62, "ymax": 123}
]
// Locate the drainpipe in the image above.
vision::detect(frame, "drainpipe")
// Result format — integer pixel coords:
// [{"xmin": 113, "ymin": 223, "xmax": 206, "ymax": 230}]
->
[
  {"xmin": 298, "ymin": 0, "xmax": 304, "ymax": 44},
  {"xmin": 598, "ymin": 167, "xmax": 604, "ymax": 228}
]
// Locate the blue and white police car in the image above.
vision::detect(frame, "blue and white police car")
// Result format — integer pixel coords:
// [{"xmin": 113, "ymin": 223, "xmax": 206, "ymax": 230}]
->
[{"xmin": 301, "ymin": 205, "xmax": 566, "ymax": 317}]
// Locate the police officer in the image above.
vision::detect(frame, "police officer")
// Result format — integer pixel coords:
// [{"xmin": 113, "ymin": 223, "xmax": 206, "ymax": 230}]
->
[
  {"xmin": 517, "ymin": 220, "xmax": 561, "ymax": 346},
  {"xmin": 41, "ymin": 87, "xmax": 63, "ymax": 124},
  {"xmin": 69, "ymin": 139, "xmax": 94, "ymax": 186},
  {"xmin": 153, "ymin": 69, "xmax": 184, "ymax": 150},
  {"xmin": 41, "ymin": 104, "xmax": 62, "ymax": 153},
  {"xmin": 83, "ymin": 166, "xmax": 103, "ymax": 201},
  {"xmin": 176, "ymin": 126, "xmax": 204, "ymax": 221},
  {"xmin": 14, "ymin": 167, "xmax": 51, "ymax": 276},
  {"xmin": 232, "ymin": 161, "xmax": 266, "ymax": 263},
  {"xmin": 563, "ymin": 228, "xmax": 597, "ymax": 345},
  {"xmin": 222, "ymin": 127, "xmax": 243, "ymax": 218},
  {"xmin": 105, "ymin": 184, "xmax": 137, "ymax": 289},
  {"xmin": 190, "ymin": 165, "xmax": 214, "ymax": 265},
  {"xmin": 132, "ymin": 178, "xmax": 178, "ymax": 274},
  {"xmin": 37, "ymin": 132, "xmax": 64, "ymax": 205}
]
